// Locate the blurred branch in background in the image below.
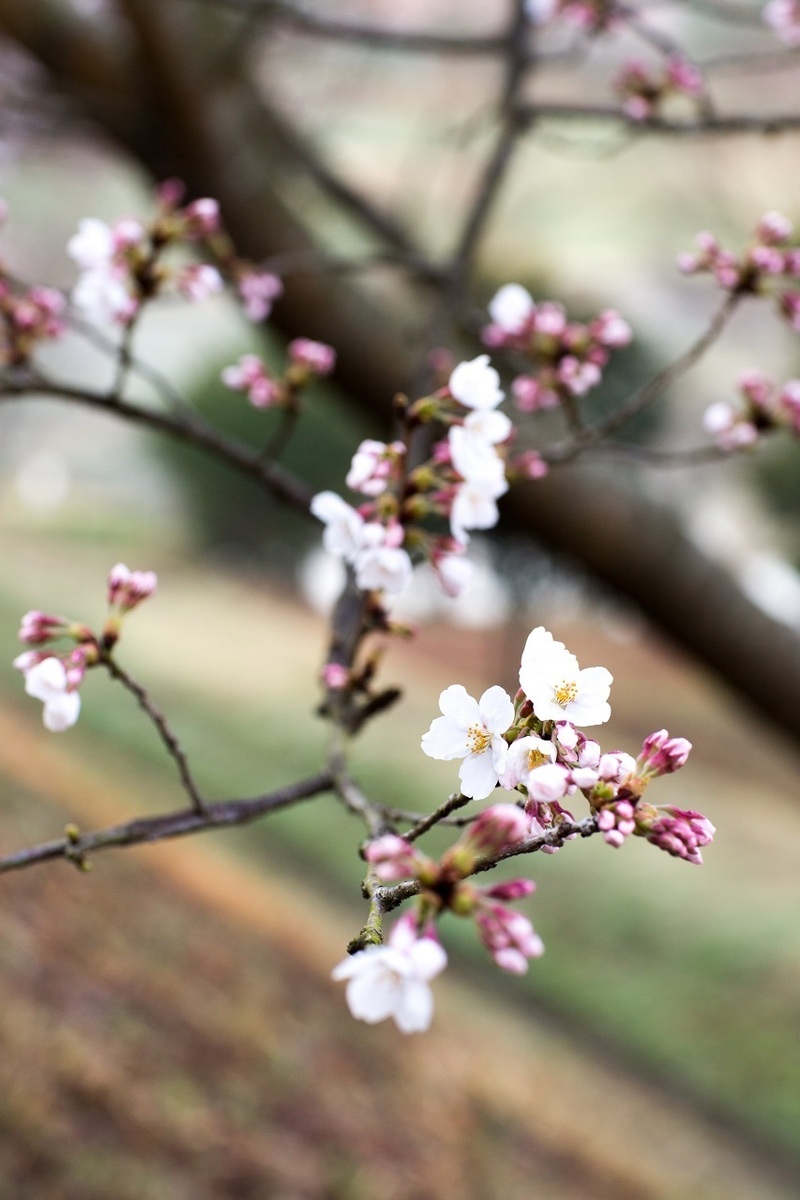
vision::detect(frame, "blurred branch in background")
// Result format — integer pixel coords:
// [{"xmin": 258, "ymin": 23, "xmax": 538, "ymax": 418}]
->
[{"xmin": 2, "ymin": 0, "xmax": 800, "ymax": 740}]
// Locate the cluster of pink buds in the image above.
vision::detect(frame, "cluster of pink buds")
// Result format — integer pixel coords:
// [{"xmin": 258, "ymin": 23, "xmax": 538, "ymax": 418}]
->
[
  {"xmin": 13, "ymin": 563, "xmax": 157, "ymax": 730},
  {"xmin": 221, "ymin": 338, "xmax": 335, "ymax": 410},
  {"xmin": 613, "ymin": 56, "xmax": 704, "ymax": 122},
  {"xmin": 678, "ymin": 214, "xmax": 800, "ymax": 333},
  {"xmin": 236, "ymin": 268, "xmax": 283, "ymax": 322},
  {"xmin": 640, "ymin": 806, "xmax": 716, "ymax": 865},
  {"xmin": 221, "ymin": 355, "xmax": 281, "ymax": 408},
  {"xmin": 0, "ymin": 277, "xmax": 65, "ymax": 366},
  {"xmin": 14, "ymin": 607, "xmax": 98, "ymax": 732},
  {"xmin": 363, "ymin": 803, "xmax": 544, "ymax": 979},
  {"xmin": 763, "ymin": 0, "xmax": 800, "ymax": 45},
  {"xmin": 482, "ymin": 283, "xmax": 632, "ymax": 411},
  {"xmin": 703, "ymin": 370, "xmax": 800, "ymax": 452},
  {"xmin": 66, "ymin": 184, "xmax": 240, "ymax": 327}
]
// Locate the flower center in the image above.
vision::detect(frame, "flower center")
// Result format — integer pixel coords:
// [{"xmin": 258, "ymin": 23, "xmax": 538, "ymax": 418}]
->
[
  {"xmin": 527, "ymin": 748, "xmax": 550, "ymax": 770},
  {"xmin": 554, "ymin": 679, "xmax": 578, "ymax": 707},
  {"xmin": 467, "ymin": 723, "xmax": 492, "ymax": 754}
]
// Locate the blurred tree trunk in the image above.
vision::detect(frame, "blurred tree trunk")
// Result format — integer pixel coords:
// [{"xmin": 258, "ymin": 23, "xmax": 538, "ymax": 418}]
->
[{"xmin": 2, "ymin": 0, "xmax": 800, "ymax": 740}]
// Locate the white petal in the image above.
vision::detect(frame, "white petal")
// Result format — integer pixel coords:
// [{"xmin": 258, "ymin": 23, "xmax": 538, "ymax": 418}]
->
[
  {"xmin": 421, "ymin": 715, "xmax": 469, "ymax": 761},
  {"xmin": 478, "ymin": 685, "xmax": 514, "ymax": 734},
  {"xmin": 393, "ymin": 980, "xmax": 434, "ymax": 1033},
  {"xmin": 42, "ymin": 691, "xmax": 81, "ymax": 732},
  {"xmin": 407, "ymin": 938, "xmax": 448, "ymax": 981},
  {"xmin": 24, "ymin": 657, "xmax": 68, "ymax": 702},
  {"xmin": 346, "ymin": 967, "xmax": 401, "ymax": 1024},
  {"xmin": 459, "ymin": 750, "xmax": 499, "ymax": 800},
  {"xmin": 437, "ymin": 684, "xmax": 480, "ymax": 726}
]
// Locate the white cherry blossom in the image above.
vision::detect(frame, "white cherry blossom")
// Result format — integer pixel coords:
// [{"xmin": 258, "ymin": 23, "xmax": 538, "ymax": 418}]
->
[
  {"xmin": 332, "ymin": 917, "xmax": 447, "ymax": 1033},
  {"xmin": 449, "ymin": 424, "xmax": 506, "ymax": 487},
  {"xmin": 519, "ymin": 626, "xmax": 612, "ymax": 726},
  {"xmin": 448, "ymin": 355, "xmax": 504, "ymax": 410},
  {"xmin": 421, "ymin": 683, "xmax": 514, "ymax": 799},
  {"xmin": 310, "ymin": 491, "xmax": 365, "ymax": 561},
  {"xmin": 23, "ymin": 657, "xmax": 81, "ymax": 732},
  {"xmin": 488, "ymin": 283, "xmax": 536, "ymax": 332},
  {"xmin": 503, "ymin": 734, "xmax": 557, "ymax": 790},
  {"xmin": 450, "ymin": 476, "xmax": 508, "ymax": 544}
]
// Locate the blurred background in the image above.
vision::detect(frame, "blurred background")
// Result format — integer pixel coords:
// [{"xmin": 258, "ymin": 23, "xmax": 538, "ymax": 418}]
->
[{"xmin": 0, "ymin": 1, "xmax": 799, "ymax": 1197}]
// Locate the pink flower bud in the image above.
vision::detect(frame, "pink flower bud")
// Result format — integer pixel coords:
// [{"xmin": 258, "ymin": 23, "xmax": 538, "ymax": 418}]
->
[
  {"xmin": 288, "ymin": 338, "xmax": 336, "ymax": 376},
  {"xmin": 182, "ymin": 197, "xmax": 221, "ymax": 237},
  {"xmin": 638, "ymin": 729, "xmax": 692, "ymax": 776},
  {"xmin": 107, "ymin": 563, "xmax": 157, "ymax": 612},
  {"xmin": 459, "ymin": 804, "xmax": 530, "ymax": 859},
  {"xmin": 237, "ymin": 270, "xmax": 283, "ymax": 321},
  {"xmin": 364, "ymin": 834, "xmax": 421, "ymax": 882},
  {"xmin": 321, "ymin": 662, "xmax": 349, "ymax": 690}
]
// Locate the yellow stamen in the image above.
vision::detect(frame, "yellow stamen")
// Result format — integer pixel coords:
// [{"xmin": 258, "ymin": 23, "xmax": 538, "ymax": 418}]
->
[
  {"xmin": 467, "ymin": 723, "xmax": 491, "ymax": 754},
  {"xmin": 554, "ymin": 679, "xmax": 578, "ymax": 707},
  {"xmin": 527, "ymin": 748, "xmax": 550, "ymax": 770}
]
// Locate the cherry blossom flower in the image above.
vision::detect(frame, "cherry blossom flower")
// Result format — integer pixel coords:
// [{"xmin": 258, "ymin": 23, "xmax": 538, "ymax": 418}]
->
[
  {"xmin": 449, "ymin": 475, "xmax": 508, "ymax": 544},
  {"xmin": 519, "ymin": 626, "xmax": 612, "ymax": 726},
  {"xmin": 503, "ymin": 734, "xmax": 557, "ymax": 790},
  {"xmin": 488, "ymin": 283, "xmax": 536, "ymax": 334},
  {"xmin": 421, "ymin": 683, "xmax": 514, "ymax": 799},
  {"xmin": 346, "ymin": 439, "xmax": 404, "ymax": 496},
  {"xmin": 331, "ymin": 915, "xmax": 447, "ymax": 1033},
  {"xmin": 310, "ymin": 491, "xmax": 365, "ymax": 560},
  {"xmin": 21, "ymin": 656, "xmax": 81, "ymax": 732},
  {"xmin": 448, "ymin": 424, "xmax": 507, "ymax": 487},
  {"xmin": 448, "ymin": 355, "xmax": 504, "ymax": 410}
]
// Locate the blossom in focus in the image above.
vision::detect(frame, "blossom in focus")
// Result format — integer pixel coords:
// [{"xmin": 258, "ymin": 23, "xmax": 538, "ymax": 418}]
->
[
  {"xmin": 448, "ymin": 355, "xmax": 504, "ymax": 410},
  {"xmin": 421, "ymin": 683, "xmax": 514, "ymax": 799},
  {"xmin": 21, "ymin": 656, "xmax": 81, "ymax": 732},
  {"xmin": 519, "ymin": 626, "xmax": 612, "ymax": 726},
  {"xmin": 644, "ymin": 806, "xmax": 716, "ymax": 865},
  {"xmin": 331, "ymin": 914, "xmax": 447, "ymax": 1033},
  {"xmin": 503, "ymin": 734, "xmax": 557, "ymax": 790},
  {"xmin": 474, "ymin": 894, "xmax": 544, "ymax": 974}
]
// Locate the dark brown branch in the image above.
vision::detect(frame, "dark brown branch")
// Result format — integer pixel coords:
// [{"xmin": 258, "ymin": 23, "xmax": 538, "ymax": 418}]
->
[{"xmin": 0, "ymin": 771, "xmax": 334, "ymax": 876}]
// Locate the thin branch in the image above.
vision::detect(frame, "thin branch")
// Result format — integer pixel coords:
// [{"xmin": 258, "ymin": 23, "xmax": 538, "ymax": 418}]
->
[
  {"xmin": 521, "ymin": 102, "xmax": 800, "ymax": 136},
  {"xmin": 375, "ymin": 814, "xmax": 601, "ymax": 914},
  {"xmin": 544, "ymin": 291, "xmax": 741, "ymax": 463},
  {"xmin": 101, "ymin": 654, "xmax": 206, "ymax": 814},
  {"xmin": 0, "ymin": 370, "xmax": 314, "ymax": 509},
  {"xmin": 0, "ymin": 771, "xmax": 334, "ymax": 876},
  {"xmin": 404, "ymin": 793, "xmax": 472, "ymax": 844}
]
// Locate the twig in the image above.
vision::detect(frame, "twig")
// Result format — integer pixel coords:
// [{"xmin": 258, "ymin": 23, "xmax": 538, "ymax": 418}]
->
[
  {"xmin": 101, "ymin": 654, "xmax": 206, "ymax": 814},
  {"xmin": 0, "ymin": 772, "xmax": 334, "ymax": 876},
  {"xmin": 0, "ymin": 370, "xmax": 314, "ymax": 510},
  {"xmin": 544, "ymin": 291, "xmax": 741, "ymax": 463}
]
